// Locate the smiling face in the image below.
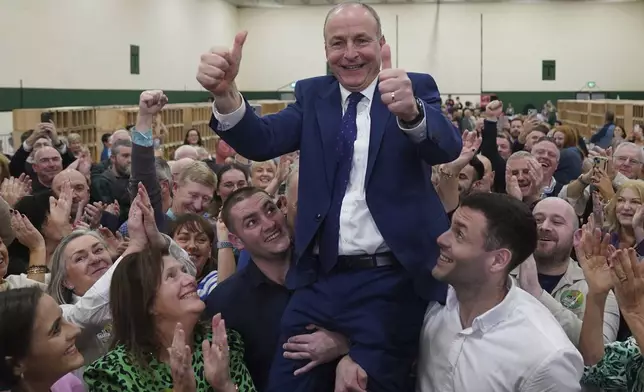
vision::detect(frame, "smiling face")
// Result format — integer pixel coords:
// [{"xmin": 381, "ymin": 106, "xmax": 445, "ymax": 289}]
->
[
  {"xmin": 62, "ymin": 235, "xmax": 112, "ymax": 296},
  {"xmin": 509, "ymin": 119, "xmax": 523, "ymax": 139},
  {"xmin": 186, "ymin": 130, "xmax": 200, "ymax": 146},
  {"xmin": 553, "ymin": 131, "xmax": 565, "ymax": 149},
  {"xmin": 613, "ymin": 144, "xmax": 643, "ymax": 180},
  {"xmin": 21, "ymin": 294, "xmax": 83, "ymax": 383},
  {"xmin": 218, "ymin": 169, "xmax": 248, "ymax": 203},
  {"xmin": 507, "ymin": 157, "xmax": 540, "ymax": 197},
  {"xmin": 496, "ymin": 137, "xmax": 512, "ymax": 160},
  {"xmin": 52, "ymin": 170, "xmax": 89, "ymax": 218},
  {"xmin": 531, "ymin": 140, "xmax": 560, "ymax": 180},
  {"xmin": 433, "ymin": 206, "xmax": 495, "ymax": 287},
  {"xmin": 228, "ymin": 192, "xmax": 291, "ymax": 259},
  {"xmin": 532, "ymin": 198, "xmax": 576, "ymax": 264},
  {"xmin": 173, "ymin": 223, "xmax": 212, "ymax": 276},
  {"xmin": 151, "ymin": 256, "xmax": 205, "ymax": 322},
  {"xmin": 251, "ymin": 162, "xmax": 276, "ymax": 190},
  {"xmin": 615, "ymin": 187, "xmax": 642, "ymax": 228},
  {"xmin": 173, "ymin": 180, "xmax": 215, "ymax": 215},
  {"xmin": 324, "ymin": 4, "xmax": 385, "ymax": 92}
]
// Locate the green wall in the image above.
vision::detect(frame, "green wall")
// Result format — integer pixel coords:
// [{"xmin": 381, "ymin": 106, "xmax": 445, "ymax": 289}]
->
[
  {"xmin": 483, "ymin": 91, "xmax": 644, "ymax": 115},
  {"xmin": 2, "ymin": 87, "xmax": 643, "ymax": 115}
]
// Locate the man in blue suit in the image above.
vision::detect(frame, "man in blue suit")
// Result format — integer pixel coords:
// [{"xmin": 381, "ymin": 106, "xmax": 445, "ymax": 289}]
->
[{"xmin": 197, "ymin": 3, "xmax": 461, "ymax": 391}]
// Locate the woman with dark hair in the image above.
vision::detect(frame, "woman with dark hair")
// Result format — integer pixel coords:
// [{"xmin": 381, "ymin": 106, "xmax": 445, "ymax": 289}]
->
[
  {"xmin": 0, "ymin": 287, "xmax": 85, "ymax": 392},
  {"xmin": 215, "ymin": 163, "xmax": 250, "ymax": 208},
  {"xmin": 170, "ymin": 214, "xmax": 219, "ymax": 299},
  {"xmin": 184, "ymin": 128, "xmax": 203, "ymax": 147},
  {"xmin": 83, "ymin": 245, "xmax": 256, "ymax": 391},
  {"xmin": 9, "ymin": 186, "xmax": 73, "ymax": 276}
]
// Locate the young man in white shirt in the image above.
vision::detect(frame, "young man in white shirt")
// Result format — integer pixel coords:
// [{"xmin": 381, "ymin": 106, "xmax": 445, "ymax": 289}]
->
[{"xmin": 417, "ymin": 192, "xmax": 583, "ymax": 392}]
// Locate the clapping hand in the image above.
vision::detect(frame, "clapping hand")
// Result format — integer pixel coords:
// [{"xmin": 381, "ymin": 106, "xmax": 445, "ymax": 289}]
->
[
  {"xmin": 202, "ymin": 314, "xmax": 234, "ymax": 391},
  {"xmin": 574, "ymin": 225, "xmax": 613, "ymax": 295},
  {"xmin": 378, "ymin": 44, "xmax": 418, "ymax": 123},
  {"xmin": 505, "ymin": 167, "xmax": 522, "ymax": 201},
  {"xmin": 458, "ymin": 131, "xmax": 482, "ymax": 163},
  {"xmin": 609, "ymin": 248, "xmax": 644, "ymax": 318},
  {"xmin": 197, "ymin": 32, "xmax": 248, "ymax": 96},
  {"xmin": 97, "ymin": 227, "xmax": 129, "ymax": 260},
  {"xmin": 0, "ymin": 174, "xmax": 32, "ymax": 207},
  {"xmin": 168, "ymin": 323, "xmax": 197, "ymax": 392},
  {"xmin": 10, "ymin": 211, "xmax": 45, "ymax": 250},
  {"xmin": 135, "ymin": 182, "xmax": 164, "ymax": 248},
  {"xmin": 48, "ymin": 180, "xmax": 73, "ymax": 238}
]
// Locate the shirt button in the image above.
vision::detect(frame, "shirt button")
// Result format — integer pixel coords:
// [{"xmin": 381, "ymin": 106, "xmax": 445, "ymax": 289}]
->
[{"xmin": 315, "ymin": 214, "xmax": 322, "ymax": 221}]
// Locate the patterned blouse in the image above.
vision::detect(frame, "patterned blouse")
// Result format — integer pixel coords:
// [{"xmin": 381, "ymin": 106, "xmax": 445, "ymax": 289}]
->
[
  {"xmin": 582, "ymin": 336, "xmax": 644, "ymax": 391},
  {"xmin": 84, "ymin": 327, "xmax": 256, "ymax": 392}
]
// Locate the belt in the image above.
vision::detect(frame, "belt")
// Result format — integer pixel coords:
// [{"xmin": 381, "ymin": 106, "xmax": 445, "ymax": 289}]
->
[{"xmin": 336, "ymin": 252, "xmax": 398, "ymax": 271}]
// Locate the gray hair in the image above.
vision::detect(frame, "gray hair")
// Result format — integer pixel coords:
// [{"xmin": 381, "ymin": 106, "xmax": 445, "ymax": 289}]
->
[
  {"xmin": 47, "ymin": 229, "xmax": 108, "ymax": 305},
  {"xmin": 110, "ymin": 139, "xmax": 132, "ymax": 157},
  {"xmin": 507, "ymin": 150, "xmax": 537, "ymax": 163},
  {"xmin": 323, "ymin": 2, "xmax": 382, "ymax": 40},
  {"xmin": 614, "ymin": 141, "xmax": 644, "ymax": 162}
]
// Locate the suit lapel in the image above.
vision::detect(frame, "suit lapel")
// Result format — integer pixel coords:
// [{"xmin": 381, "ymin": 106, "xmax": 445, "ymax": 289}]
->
[
  {"xmin": 316, "ymin": 80, "xmax": 343, "ymax": 192},
  {"xmin": 365, "ymin": 88, "xmax": 391, "ymax": 186}
]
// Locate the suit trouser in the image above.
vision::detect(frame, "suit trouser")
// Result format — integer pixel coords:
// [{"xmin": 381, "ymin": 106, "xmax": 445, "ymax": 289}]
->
[{"xmin": 266, "ymin": 264, "xmax": 428, "ymax": 392}]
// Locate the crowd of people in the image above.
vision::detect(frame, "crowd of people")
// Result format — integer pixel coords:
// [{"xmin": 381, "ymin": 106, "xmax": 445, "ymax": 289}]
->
[{"xmin": 1, "ymin": 1, "xmax": 644, "ymax": 392}]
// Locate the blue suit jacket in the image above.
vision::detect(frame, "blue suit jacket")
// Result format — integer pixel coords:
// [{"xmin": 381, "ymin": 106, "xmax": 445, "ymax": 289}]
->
[{"xmin": 210, "ymin": 73, "xmax": 461, "ymax": 300}]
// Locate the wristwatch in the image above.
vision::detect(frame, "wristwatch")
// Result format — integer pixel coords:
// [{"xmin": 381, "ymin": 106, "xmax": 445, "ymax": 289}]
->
[
  {"xmin": 400, "ymin": 97, "xmax": 424, "ymax": 127},
  {"xmin": 217, "ymin": 241, "xmax": 233, "ymax": 249}
]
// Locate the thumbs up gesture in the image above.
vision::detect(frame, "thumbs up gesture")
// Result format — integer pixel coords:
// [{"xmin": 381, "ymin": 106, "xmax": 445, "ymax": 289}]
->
[
  {"xmin": 378, "ymin": 44, "xmax": 419, "ymax": 123},
  {"xmin": 197, "ymin": 31, "xmax": 248, "ymax": 96}
]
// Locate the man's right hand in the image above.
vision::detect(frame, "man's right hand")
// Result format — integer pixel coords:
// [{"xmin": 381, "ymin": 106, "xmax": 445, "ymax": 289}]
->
[{"xmin": 197, "ymin": 31, "xmax": 248, "ymax": 112}]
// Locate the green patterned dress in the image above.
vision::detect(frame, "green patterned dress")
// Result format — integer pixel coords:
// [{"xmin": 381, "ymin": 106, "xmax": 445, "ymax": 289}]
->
[
  {"xmin": 582, "ymin": 336, "xmax": 644, "ymax": 391},
  {"xmin": 84, "ymin": 328, "xmax": 256, "ymax": 392}
]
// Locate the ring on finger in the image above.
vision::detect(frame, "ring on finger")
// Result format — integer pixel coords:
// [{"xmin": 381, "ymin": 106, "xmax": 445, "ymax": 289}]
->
[{"xmin": 391, "ymin": 92, "xmax": 396, "ymax": 102}]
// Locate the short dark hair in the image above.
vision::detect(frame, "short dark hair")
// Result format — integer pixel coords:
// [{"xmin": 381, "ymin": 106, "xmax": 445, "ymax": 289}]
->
[
  {"xmin": 21, "ymin": 130, "xmax": 34, "ymax": 143},
  {"xmin": 606, "ymin": 111, "xmax": 615, "ymax": 123},
  {"xmin": 111, "ymin": 139, "xmax": 132, "ymax": 156},
  {"xmin": 169, "ymin": 213, "xmax": 216, "ymax": 279},
  {"xmin": 221, "ymin": 187, "xmax": 269, "ymax": 234},
  {"xmin": 0, "ymin": 287, "xmax": 44, "ymax": 388},
  {"xmin": 534, "ymin": 123, "xmax": 550, "ymax": 135},
  {"xmin": 101, "ymin": 133, "xmax": 111, "ymax": 144},
  {"xmin": 460, "ymin": 192, "xmax": 537, "ymax": 271}
]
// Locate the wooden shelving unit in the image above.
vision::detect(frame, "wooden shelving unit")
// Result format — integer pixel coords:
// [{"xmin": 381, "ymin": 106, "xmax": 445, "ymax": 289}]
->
[
  {"xmin": 558, "ymin": 100, "xmax": 644, "ymax": 139},
  {"xmin": 12, "ymin": 100, "xmax": 294, "ymax": 162}
]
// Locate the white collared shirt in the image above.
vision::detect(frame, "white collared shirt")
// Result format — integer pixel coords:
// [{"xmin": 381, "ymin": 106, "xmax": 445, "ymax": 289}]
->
[
  {"xmin": 417, "ymin": 279, "xmax": 584, "ymax": 392},
  {"xmin": 213, "ymin": 78, "xmax": 428, "ymax": 255}
]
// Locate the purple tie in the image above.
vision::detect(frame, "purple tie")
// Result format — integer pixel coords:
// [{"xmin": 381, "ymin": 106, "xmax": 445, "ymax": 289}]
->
[{"xmin": 319, "ymin": 92, "xmax": 363, "ymax": 272}]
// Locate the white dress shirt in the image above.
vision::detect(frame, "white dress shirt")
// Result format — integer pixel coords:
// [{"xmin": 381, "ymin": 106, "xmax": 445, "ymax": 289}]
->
[
  {"xmin": 213, "ymin": 78, "xmax": 428, "ymax": 255},
  {"xmin": 417, "ymin": 279, "xmax": 583, "ymax": 392}
]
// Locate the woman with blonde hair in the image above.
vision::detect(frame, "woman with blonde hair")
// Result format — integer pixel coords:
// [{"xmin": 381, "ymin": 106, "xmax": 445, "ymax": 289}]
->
[{"xmin": 604, "ymin": 180, "xmax": 644, "ymax": 253}]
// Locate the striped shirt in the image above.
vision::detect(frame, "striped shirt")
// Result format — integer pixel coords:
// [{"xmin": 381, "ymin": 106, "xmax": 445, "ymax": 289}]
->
[{"xmin": 197, "ymin": 270, "xmax": 219, "ymax": 300}]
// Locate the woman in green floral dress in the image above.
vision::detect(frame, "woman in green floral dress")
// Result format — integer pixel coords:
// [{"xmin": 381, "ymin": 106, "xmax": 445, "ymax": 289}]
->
[
  {"xmin": 83, "ymin": 239, "xmax": 256, "ymax": 391},
  {"xmin": 576, "ymin": 228, "xmax": 644, "ymax": 392}
]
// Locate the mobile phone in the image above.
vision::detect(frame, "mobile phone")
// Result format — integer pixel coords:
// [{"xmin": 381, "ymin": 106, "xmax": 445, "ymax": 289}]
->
[
  {"xmin": 527, "ymin": 109, "xmax": 538, "ymax": 116},
  {"xmin": 40, "ymin": 112, "xmax": 53, "ymax": 123},
  {"xmin": 593, "ymin": 156, "xmax": 609, "ymax": 172}
]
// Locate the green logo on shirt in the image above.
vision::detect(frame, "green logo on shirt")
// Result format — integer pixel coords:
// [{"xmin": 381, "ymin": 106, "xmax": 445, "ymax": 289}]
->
[{"xmin": 560, "ymin": 289, "xmax": 584, "ymax": 310}]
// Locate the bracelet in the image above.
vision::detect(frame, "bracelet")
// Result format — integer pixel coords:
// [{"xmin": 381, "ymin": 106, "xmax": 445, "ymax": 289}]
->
[
  {"xmin": 438, "ymin": 166, "xmax": 453, "ymax": 178},
  {"xmin": 217, "ymin": 241, "xmax": 233, "ymax": 249},
  {"xmin": 27, "ymin": 265, "xmax": 48, "ymax": 275}
]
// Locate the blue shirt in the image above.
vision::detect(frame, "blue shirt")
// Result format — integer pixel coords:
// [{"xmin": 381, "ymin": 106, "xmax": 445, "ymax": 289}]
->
[{"xmin": 204, "ymin": 261, "xmax": 291, "ymax": 390}]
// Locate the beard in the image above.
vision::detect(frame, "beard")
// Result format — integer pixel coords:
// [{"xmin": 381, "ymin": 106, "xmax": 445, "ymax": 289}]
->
[{"xmin": 534, "ymin": 238, "xmax": 573, "ymax": 268}]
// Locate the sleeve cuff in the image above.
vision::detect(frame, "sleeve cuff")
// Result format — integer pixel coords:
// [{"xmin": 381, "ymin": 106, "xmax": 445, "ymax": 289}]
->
[
  {"xmin": 131, "ymin": 128, "xmax": 154, "ymax": 147},
  {"xmin": 396, "ymin": 105, "xmax": 427, "ymax": 144},
  {"xmin": 22, "ymin": 141, "xmax": 32, "ymax": 152},
  {"xmin": 212, "ymin": 94, "xmax": 246, "ymax": 132}
]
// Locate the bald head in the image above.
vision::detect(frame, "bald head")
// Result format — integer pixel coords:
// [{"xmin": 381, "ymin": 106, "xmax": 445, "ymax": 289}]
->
[
  {"xmin": 174, "ymin": 145, "xmax": 199, "ymax": 160},
  {"xmin": 109, "ymin": 129, "xmax": 131, "ymax": 144},
  {"xmin": 323, "ymin": 2, "xmax": 382, "ymax": 40},
  {"xmin": 534, "ymin": 197, "xmax": 579, "ymax": 231},
  {"xmin": 52, "ymin": 169, "xmax": 89, "ymax": 216}
]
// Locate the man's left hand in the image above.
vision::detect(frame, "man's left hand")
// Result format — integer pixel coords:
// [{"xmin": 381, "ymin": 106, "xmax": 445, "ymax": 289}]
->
[
  {"xmin": 283, "ymin": 324, "xmax": 350, "ymax": 376},
  {"xmin": 378, "ymin": 44, "xmax": 419, "ymax": 123}
]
